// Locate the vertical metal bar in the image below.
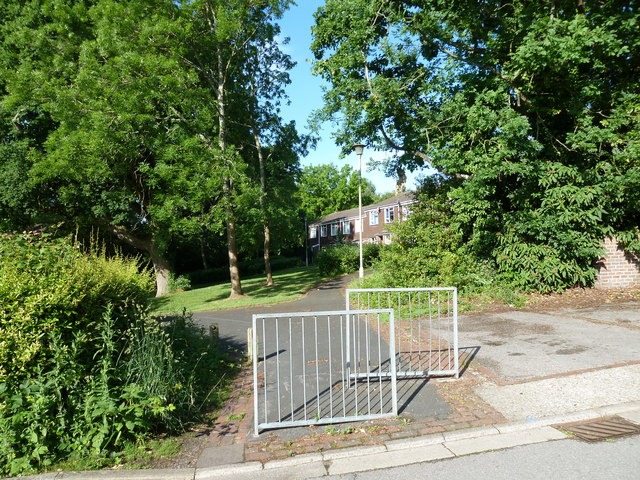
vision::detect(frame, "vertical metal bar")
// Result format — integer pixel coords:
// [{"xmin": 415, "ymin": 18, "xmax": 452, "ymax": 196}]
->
[
  {"xmin": 289, "ymin": 317, "xmax": 294, "ymax": 421},
  {"xmin": 302, "ymin": 316, "xmax": 307, "ymax": 420},
  {"xmin": 252, "ymin": 315, "xmax": 259, "ymax": 435},
  {"xmin": 396, "ymin": 291, "xmax": 401, "ymax": 368},
  {"xmin": 453, "ymin": 288, "xmax": 459, "ymax": 378},
  {"xmin": 353, "ymin": 313, "xmax": 359, "ymax": 416},
  {"xmin": 418, "ymin": 291, "xmax": 422, "ymax": 371},
  {"xmin": 447, "ymin": 292, "xmax": 452, "ymax": 370},
  {"xmin": 275, "ymin": 317, "xmax": 281, "ymax": 421},
  {"xmin": 346, "ymin": 297, "xmax": 351, "ymax": 388},
  {"xmin": 314, "ymin": 315, "xmax": 320, "ymax": 419},
  {"xmin": 328, "ymin": 314, "xmax": 333, "ymax": 418},
  {"xmin": 389, "ymin": 310, "xmax": 398, "ymax": 415},
  {"xmin": 437, "ymin": 291, "xmax": 442, "ymax": 371},
  {"xmin": 340, "ymin": 314, "xmax": 346, "ymax": 417},
  {"xmin": 408, "ymin": 291, "xmax": 413, "ymax": 368},
  {"xmin": 262, "ymin": 318, "xmax": 267, "ymax": 424},
  {"xmin": 365, "ymin": 311, "xmax": 371, "ymax": 414},
  {"xmin": 377, "ymin": 312, "xmax": 383, "ymax": 414},
  {"xmin": 428, "ymin": 291, "xmax": 433, "ymax": 372}
]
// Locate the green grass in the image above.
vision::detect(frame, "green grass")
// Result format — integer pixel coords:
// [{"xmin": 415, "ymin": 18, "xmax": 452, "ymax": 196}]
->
[{"xmin": 150, "ymin": 266, "xmax": 324, "ymax": 315}]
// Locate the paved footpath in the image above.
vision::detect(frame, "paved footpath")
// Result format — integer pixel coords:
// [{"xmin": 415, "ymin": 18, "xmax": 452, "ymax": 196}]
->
[{"xmin": 15, "ymin": 280, "xmax": 640, "ymax": 480}]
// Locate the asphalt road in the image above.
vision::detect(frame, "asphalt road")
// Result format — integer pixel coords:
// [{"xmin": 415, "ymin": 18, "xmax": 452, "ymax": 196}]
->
[{"xmin": 192, "ymin": 273, "xmax": 451, "ymax": 438}]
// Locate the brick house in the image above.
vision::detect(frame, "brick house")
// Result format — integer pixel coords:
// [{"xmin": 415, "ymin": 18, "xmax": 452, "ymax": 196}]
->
[{"xmin": 308, "ymin": 191, "xmax": 416, "ymax": 255}]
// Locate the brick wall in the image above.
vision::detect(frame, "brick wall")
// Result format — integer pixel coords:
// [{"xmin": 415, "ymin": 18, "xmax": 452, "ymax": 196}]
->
[{"xmin": 595, "ymin": 237, "xmax": 640, "ymax": 289}]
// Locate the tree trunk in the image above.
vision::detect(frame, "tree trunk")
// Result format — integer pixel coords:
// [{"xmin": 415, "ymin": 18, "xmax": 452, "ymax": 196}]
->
[
  {"xmin": 263, "ymin": 220, "xmax": 274, "ymax": 286},
  {"xmin": 252, "ymin": 119, "xmax": 274, "ymax": 286},
  {"xmin": 217, "ymin": 43, "xmax": 244, "ymax": 298},
  {"xmin": 105, "ymin": 224, "xmax": 171, "ymax": 297},
  {"xmin": 199, "ymin": 236, "xmax": 209, "ymax": 270},
  {"xmin": 151, "ymin": 247, "xmax": 171, "ymax": 297},
  {"xmin": 225, "ymin": 195, "xmax": 244, "ymax": 298}
]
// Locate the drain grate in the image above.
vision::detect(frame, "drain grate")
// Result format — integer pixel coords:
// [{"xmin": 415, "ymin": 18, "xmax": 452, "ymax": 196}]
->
[{"xmin": 557, "ymin": 416, "xmax": 640, "ymax": 442}]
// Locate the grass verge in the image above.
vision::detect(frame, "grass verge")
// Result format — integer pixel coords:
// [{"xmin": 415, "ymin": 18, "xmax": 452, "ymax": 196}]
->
[{"xmin": 150, "ymin": 266, "xmax": 324, "ymax": 315}]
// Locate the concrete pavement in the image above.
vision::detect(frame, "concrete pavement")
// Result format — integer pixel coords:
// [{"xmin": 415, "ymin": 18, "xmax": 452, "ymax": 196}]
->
[{"xmin": 19, "ymin": 403, "xmax": 640, "ymax": 479}]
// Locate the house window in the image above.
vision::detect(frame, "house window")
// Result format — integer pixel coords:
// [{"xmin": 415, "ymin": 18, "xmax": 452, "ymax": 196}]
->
[
  {"xmin": 384, "ymin": 207, "xmax": 395, "ymax": 223},
  {"xmin": 401, "ymin": 206, "xmax": 411, "ymax": 220},
  {"xmin": 342, "ymin": 220, "xmax": 351, "ymax": 234},
  {"xmin": 355, "ymin": 218, "xmax": 361, "ymax": 233},
  {"xmin": 309, "ymin": 226, "xmax": 317, "ymax": 239},
  {"xmin": 321, "ymin": 225, "xmax": 327, "ymax": 237},
  {"xmin": 330, "ymin": 223, "xmax": 338, "ymax": 236},
  {"xmin": 370, "ymin": 211, "xmax": 379, "ymax": 225}
]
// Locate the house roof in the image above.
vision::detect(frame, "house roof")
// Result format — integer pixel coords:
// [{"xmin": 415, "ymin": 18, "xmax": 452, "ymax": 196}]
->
[{"xmin": 310, "ymin": 191, "xmax": 416, "ymax": 225}]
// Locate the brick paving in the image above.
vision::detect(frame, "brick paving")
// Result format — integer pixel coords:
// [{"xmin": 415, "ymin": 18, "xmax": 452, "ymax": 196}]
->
[{"xmin": 201, "ymin": 360, "xmax": 506, "ymax": 464}]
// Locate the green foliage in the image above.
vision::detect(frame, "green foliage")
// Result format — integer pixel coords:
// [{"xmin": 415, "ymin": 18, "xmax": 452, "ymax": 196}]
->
[
  {"xmin": 297, "ymin": 164, "xmax": 377, "ymax": 220},
  {"xmin": 0, "ymin": 234, "xmax": 153, "ymax": 382},
  {"xmin": 311, "ymin": 0, "xmax": 640, "ymax": 292},
  {"xmin": 0, "ymin": 0, "xmax": 304, "ymax": 296},
  {"xmin": 317, "ymin": 243, "xmax": 380, "ymax": 277},
  {"xmin": 360, "ymin": 183, "xmax": 491, "ymax": 290},
  {"xmin": 169, "ymin": 274, "xmax": 192, "ymax": 293},
  {"xmin": 0, "ymin": 234, "xmax": 236, "ymax": 476}
]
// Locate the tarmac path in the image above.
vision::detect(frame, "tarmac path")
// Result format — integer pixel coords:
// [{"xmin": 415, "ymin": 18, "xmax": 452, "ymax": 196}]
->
[
  {"xmin": 192, "ymin": 273, "xmax": 452, "ymax": 426},
  {"xmin": 192, "ymin": 274, "xmax": 357, "ymax": 352}
]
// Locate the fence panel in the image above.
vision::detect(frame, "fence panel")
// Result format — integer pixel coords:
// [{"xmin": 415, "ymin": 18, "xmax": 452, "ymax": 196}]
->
[
  {"xmin": 346, "ymin": 288, "xmax": 458, "ymax": 378},
  {"xmin": 252, "ymin": 310, "xmax": 397, "ymax": 434}
]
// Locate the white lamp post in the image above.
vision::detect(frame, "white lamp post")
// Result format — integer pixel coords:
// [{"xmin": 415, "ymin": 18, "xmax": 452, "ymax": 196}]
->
[{"xmin": 352, "ymin": 143, "xmax": 366, "ymax": 278}]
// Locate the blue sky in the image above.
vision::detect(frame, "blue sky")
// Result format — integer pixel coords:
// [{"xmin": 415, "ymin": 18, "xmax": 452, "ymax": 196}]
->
[{"xmin": 278, "ymin": 1, "xmax": 423, "ymax": 194}]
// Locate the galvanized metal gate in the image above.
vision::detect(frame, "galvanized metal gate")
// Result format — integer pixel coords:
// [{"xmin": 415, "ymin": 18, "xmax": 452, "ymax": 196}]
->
[
  {"xmin": 346, "ymin": 288, "xmax": 459, "ymax": 378},
  {"xmin": 252, "ymin": 310, "xmax": 398, "ymax": 434}
]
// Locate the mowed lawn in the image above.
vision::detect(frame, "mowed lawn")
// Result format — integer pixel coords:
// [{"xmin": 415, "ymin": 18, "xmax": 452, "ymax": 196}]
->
[{"xmin": 150, "ymin": 266, "xmax": 324, "ymax": 315}]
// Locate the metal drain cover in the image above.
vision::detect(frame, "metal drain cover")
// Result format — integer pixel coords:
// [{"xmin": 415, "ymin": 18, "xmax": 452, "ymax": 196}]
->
[{"xmin": 557, "ymin": 416, "xmax": 640, "ymax": 442}]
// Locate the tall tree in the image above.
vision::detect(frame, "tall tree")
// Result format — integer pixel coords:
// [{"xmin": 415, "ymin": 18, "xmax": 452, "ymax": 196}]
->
[
  {"xmin": 185, "ymin": 0, "xmax": 294, "ymax": 297},
  {"xmin": 244, "ymin": 31, "xmax": 306, "ymax": 285},
  {"xmin": 311, "ymin": 0, "xmax": 640, "ymax": 291}
]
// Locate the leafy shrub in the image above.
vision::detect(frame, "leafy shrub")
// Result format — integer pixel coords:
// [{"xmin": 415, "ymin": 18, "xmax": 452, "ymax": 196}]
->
[
  {"xmin": 0, "ymin": 234, "xmax": 237, "ymax": 476},
  {"xmin": 169, "ymin": 273, "xmax": 192, "ymax": 292},
  {"xmin": 317, "ymin": 243, "xmax": 381, "ymax": 277},
  {"xmin": 359, "ymin": 186, "xmax": 492, "ymax": 290}
]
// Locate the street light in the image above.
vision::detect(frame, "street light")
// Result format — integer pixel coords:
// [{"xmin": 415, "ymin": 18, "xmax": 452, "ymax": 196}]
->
[{"xmin": 352, "ymin": 143, "xmax": 366, "ymax": 278}]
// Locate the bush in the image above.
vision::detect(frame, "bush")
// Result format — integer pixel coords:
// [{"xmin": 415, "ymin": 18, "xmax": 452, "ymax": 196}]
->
[
  {"xmin": 169, "ymin": 273, "xmax": 192, "ymax": 292},
  {"xmin": 317, "ymin": 243, "xmax": 381, "ymax": 277},
  {"xmin": 0, "ymin": 234, "xmax": 237, "ymax": 476},
  {"xmin": 358, "ymin": 187, "xmax": 492, "ymax": 291}
]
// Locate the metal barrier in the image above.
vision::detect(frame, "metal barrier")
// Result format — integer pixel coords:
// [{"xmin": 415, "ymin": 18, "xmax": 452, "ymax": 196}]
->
[
  {"xmin": 252, "ymin": 310, "xmax": 397, "ymax": 434},
  {"xmin": 346, "ymin": 288, "xmax": 458, "ymax": 378}
]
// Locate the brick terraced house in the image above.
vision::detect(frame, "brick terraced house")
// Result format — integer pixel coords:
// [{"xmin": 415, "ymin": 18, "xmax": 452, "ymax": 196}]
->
[{"xmin": 308, "ymin": 191, "xmax": 416, "ymax": 255}]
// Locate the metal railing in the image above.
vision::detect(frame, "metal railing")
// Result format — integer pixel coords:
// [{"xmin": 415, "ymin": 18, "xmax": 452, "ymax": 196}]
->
[
  {"xmin": 252, "ymin": 310, "xmax": 398, "ymax": 434},
  {"xmin": 346, "ymin": 288, "xmax": 458, "ymax": 378}
]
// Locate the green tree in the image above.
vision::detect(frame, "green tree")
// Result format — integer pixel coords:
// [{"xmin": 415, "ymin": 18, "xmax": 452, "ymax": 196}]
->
[
  {"xmin": 311, "ymin": 0, "xmax": 640, "ymax": 291},
  {"xmin": 0, "ymin": 0, "xmax": 225, "ymax": 296},
  {"xmin": 0, "ymin": 0, "xmax": 303, "ymax": 297},
  {"xmin": 182, "ymin": 0, "xmax": 296, "ymax": 296},
  {"xmin": 298, "ymin": 163, "xmax": 376, "ymax": 220}
]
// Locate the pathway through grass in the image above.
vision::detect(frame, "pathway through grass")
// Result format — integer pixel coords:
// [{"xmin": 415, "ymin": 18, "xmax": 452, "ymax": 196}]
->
[{"xmin": 150, "ymin": 266, "xmax": 324, "ymax": 315}]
